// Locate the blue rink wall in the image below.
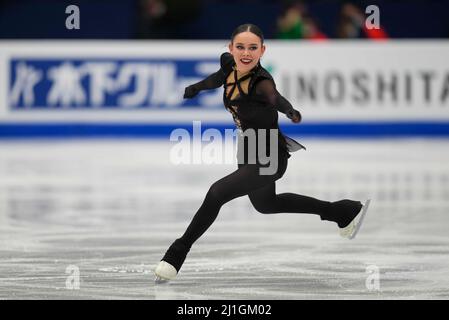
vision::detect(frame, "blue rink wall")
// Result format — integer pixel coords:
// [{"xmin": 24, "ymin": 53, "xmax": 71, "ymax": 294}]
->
[
  {"xmin": 1, "ymin": 122, "xmax": 449, "ymax": 139},
  {"xmin": 1, "ymin": 41, "xmax": 449, "ymax": 139}
]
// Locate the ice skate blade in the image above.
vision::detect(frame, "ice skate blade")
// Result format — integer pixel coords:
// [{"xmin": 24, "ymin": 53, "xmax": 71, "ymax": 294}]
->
[
  {"xmin": 340, "ymin": 199, "xmax": 371, "ymax": 240},
  {"xmin": 155, "ymin": 276, "xmax": 169, "ymax": 284}
]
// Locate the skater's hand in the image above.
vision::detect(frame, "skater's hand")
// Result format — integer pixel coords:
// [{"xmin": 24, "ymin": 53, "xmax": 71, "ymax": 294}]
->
[
  {"xmin": 287, "ymin": 109, "xmax": 302, "ymax": 123},
  {"xmin": 183, "ymin": 85, "xmax": 199, "ymax": 99}
]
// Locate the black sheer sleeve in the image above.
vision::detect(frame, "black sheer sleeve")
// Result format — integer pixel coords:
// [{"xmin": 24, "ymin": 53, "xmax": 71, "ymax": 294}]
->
[
  {"xmin": 255, "ymin": 79, "xmax": 302, "ymax": 122},
  {"xmin": 192, "ymin": 70, "xmax": 224, "ymax": 90},
  {"xmin": 183, "ymin": 53, "xmax": 234, "ymax": 99}
]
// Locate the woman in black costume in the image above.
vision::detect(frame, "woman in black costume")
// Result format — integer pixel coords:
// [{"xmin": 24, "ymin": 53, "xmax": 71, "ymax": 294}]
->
[{"xmin": 155, "ymin": 24, "xmax": 370, "ymax": 282}]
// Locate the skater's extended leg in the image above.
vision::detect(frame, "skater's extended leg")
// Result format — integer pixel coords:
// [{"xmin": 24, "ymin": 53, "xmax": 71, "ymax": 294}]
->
[
  {"xmin": 248, "ymin": 183, "xmax": 365, "ymax": 229},
  {"xmin": 248, "ymin": 182, "xmax": 332, "ymax": 216}
]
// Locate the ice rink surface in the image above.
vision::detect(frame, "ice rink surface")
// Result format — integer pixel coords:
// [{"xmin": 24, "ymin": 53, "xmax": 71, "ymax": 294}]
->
[{"xmin": 0, "ymin": 138, "xmax": 448, "ymax": 299}]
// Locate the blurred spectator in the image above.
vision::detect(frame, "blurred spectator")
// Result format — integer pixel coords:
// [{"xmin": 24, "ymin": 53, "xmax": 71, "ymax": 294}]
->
[
  {"xmin": 137, "ymin": 0, "xmax": 201, "ymax": 39},
  {"xmin": 303, "ymin": 15, "xmax": 328, "ymax": 41},
  {"xmin": 276, "ymin": 1, "xmax": 327, "ymax": 40},
  {"xmin": 276, "ymin": 2, "xmax": 306, "ymax": 39},
  {"xmin": 336, "ymin": 2, "xmax": 388, "ymax": 40}
]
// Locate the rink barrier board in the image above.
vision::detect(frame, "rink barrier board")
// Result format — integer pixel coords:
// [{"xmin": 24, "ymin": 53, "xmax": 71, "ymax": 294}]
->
[{"xmin": 1, "ymin": 41, "xmax": 449, "ymax": 138}]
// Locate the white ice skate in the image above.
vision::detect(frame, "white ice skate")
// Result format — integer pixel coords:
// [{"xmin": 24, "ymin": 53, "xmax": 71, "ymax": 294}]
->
[
  {"xmin": 339, "ymin": 199, "xmax": 371, "ymax": 239},
  {"xmin": 154, "ymin": 260, "xmax": 177, "ymax": 283}
]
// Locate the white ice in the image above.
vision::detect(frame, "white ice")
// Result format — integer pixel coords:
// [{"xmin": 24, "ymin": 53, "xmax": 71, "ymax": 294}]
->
[{"xmin": 0, "ymin": 138, "xmax": 448, "ymax": 299}]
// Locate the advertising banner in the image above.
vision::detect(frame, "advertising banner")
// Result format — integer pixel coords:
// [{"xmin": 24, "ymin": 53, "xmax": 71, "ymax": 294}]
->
[{"xmin": 0, "ymin": 41, "xmax": 448, "ymax": 137}]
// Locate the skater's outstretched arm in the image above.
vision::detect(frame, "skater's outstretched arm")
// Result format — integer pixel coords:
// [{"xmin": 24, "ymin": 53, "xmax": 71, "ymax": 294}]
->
[
  {"xmin": 183, "ymin": 70, "xmax": 224, "ymax": 98},
  {"xmin": 256, "ymin": 79, "xmax": 302, "ymax": 123},
  {"xmin": 183, "ymin": 53, "xmax": 234, "ymax": 99}
]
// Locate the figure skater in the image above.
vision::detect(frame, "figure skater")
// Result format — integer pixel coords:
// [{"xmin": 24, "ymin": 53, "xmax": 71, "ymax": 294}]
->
[{"xmin": 155, "ymin": 23, "xmax": 370, "ymax": 283}]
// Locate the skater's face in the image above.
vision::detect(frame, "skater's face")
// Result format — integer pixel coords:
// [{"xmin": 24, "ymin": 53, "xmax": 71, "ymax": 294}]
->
[{"xmin": 229, "ymin": 31, "xmax": 265, "ymax": 73}]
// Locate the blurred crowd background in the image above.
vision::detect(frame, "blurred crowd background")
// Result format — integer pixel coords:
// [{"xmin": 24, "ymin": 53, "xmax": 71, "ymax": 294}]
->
[{"xmin": 1, "ymin": 0, "xmax": 449, "ymax": 40}]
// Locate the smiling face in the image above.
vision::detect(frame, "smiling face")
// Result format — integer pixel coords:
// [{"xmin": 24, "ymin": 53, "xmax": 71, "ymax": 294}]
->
[{"xmin": 228, "ymin": 31, "xmax": 266, "ymax": 73}]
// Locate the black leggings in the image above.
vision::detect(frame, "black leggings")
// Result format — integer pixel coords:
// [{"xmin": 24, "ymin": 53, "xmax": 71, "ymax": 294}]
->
[{"xmin": 179, "ymin": 154, "xmax": 332, "ymax": 248}]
